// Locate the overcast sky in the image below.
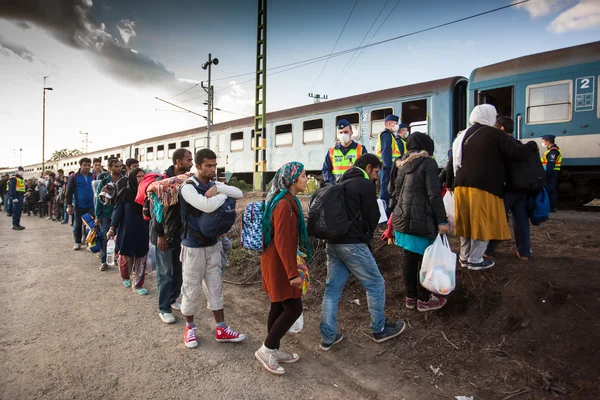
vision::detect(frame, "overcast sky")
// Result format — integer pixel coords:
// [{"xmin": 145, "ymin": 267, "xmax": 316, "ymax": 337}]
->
[{"xmin": 0, "ymin": 0, "xmax": 599, "ymax": 167}]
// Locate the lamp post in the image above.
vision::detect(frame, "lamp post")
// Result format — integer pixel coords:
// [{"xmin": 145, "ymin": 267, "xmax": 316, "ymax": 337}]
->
[
  {"xmin": 42, "ymin": 76, "xmax": 53, "ymax": 172},
  {"xmin": 201, "ymin": 54, "xmax": 218, "ymax": 149}
]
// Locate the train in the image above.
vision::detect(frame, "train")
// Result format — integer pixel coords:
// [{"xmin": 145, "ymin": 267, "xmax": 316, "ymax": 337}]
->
[{"xmin": 2, "ymin": 41, "xmax": 598, "ymax": 206}]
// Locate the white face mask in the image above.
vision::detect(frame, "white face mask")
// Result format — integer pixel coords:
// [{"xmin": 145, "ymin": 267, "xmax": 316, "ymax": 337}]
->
[{"xmin": 339, "ymin": 133, "xmax": 351, "ymax": 144}]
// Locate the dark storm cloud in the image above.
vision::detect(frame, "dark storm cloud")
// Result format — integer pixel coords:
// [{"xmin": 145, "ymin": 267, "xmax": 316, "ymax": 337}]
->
[
  {"xmin": 0, "ymin": 0, "xmax": 176, "ymax": 85},
  {"xmin": 0, "ymin": 34, "xmax": 34, "ymax": 62}
]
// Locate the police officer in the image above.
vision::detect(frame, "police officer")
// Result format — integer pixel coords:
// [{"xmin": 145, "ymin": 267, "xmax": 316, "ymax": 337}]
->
[
  {"xmin": 322, "ymin": 119, "xmax": 366, "ymax": 185},
  {"xmin": 9, "ymin": 166, "xmax": 26, "ymax": 230},
  {"xmin": 540, "ymin": 134, "xmax": 561, "ymax": 212},
  {"xmin": 376, "ymin": 114, "xmax": 400, "ymax": 208},
  {"xmin": 395, "ymin": 123, "xmax": 409, "ymax": 157}
]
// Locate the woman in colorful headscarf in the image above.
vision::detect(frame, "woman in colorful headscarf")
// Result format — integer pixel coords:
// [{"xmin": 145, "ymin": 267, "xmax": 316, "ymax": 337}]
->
[
  {"xmin": 107, "ymin": 168, "xmax": 150, "ymax": 295},
  {"xmin": 255, "ymin": 161, "xmax": 312, "ymax": 375},
  {"xmin": 446, "ymin": 105, "xmax": 537, "ymax": 270}
]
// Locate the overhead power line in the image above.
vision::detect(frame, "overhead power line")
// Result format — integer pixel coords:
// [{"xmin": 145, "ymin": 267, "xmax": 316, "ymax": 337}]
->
[
  {"xmin": 310, "ymin": 0, "xmax": 359, "ymax": 92},
  {"xmin": 331, "ymin": 0, "xmax": 400, "ymax": 90},
  {"xmin": 206, "ymin": 0, "xmax": 530, "ymax": 90}
]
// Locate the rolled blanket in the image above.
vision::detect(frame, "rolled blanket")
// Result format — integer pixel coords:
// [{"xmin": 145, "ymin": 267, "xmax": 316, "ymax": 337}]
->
[{"xmin": 146, "ymin": 173, "xmax": 193, "ymax": 208}]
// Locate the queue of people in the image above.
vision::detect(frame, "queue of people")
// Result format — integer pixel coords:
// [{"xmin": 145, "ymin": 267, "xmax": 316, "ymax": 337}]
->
[{"xmin": 5, "ymin": 104, "xmax": 557, "ymax": 377}]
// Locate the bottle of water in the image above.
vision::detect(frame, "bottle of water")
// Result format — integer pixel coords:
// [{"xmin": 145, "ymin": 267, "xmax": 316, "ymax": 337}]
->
[{"xmin": 106, "ymin": 239, "xmax": 115, "ymax": 266}]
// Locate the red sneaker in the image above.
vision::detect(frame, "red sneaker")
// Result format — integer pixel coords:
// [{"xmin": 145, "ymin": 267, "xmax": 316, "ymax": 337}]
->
[
  {"xmin": 216, "ymin": 325, "xmax": 247, "ymax": 343},
  {"xmin": 405, "ymin": 297, "xmax": 417, "ymax": 309},
  {"xmin": 184, "ymin": 325, "xmax": 198, "ymax": 348},
  {"xmin": 417, "ymin": 295, "xmax": 447, "ymax": 312}
]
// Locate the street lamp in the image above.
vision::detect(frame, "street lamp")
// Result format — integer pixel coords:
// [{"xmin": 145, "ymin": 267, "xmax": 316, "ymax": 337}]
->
[
  {"xmin": 42, "ymin": 76, "xmax": 53, "ymax": 172},
  {"xmin": 201, "ymin": 54, "xmax": 218, "ymax": 149}
]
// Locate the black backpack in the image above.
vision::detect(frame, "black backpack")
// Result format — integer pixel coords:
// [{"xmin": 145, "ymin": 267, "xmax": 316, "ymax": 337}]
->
[
  {"xmin": 307, "ymin": 181, "xmax": 355, "ymax": 240},
  {"xmin": 506, "ymin": 149, "xmax": 546, "ymax": 192}
]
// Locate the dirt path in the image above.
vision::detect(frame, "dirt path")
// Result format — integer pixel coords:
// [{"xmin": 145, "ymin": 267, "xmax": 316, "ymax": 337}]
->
[{"xmin": 0, "ymin": 215, "xmax": 421, "ymax": 400}]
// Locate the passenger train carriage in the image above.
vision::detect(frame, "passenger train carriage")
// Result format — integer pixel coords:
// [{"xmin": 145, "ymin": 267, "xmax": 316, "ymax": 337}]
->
[{"xmin": 2, "ymin": 41, "xmax": 598, "ymax": 205}]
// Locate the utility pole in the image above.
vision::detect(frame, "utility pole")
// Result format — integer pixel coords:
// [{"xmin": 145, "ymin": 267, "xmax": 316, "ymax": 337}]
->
[
  {"xmin": 254, "ymin": 0, "xmax": 267, "ymax": 192},
  {"xmin": 308, "ymin": 92, "xmax": 328, "ymax": 103},
  {"xmin": 42, "ymin": 76, "xmax": 53, "ymax": 172},
  {"xmin": 80, "ymin": 131, "xmax": 90, "ymax": 153},
  {"xmin": 202, "ymin": 54, "xmax": 219, "ymax": 149},
  {"xmin": 19, "ymin": 147, "xmax": 22, "ymax": 166}
]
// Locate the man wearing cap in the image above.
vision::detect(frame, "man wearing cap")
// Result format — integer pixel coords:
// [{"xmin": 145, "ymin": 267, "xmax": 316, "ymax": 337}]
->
[
  {"xmin": 9, "ymin": 167, "xmax": 26, "ymax": 230},
  {"xmin": 322, "ymin": 119, "xmax": 367, "ymax": 185},
  {"xmin": 395, "ymin": 123, "xmax": 409, "ymax": 157},
  {"xmin": 540, "ymin": 135, "xmax": 561, "ymax": 212},
  {"xmin": 376, "ymin": 115, "xmax": 401, "ymax": 209}
]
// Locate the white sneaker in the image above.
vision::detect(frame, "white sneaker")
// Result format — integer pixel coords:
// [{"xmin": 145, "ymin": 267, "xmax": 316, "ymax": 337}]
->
[
  {"xmin": 73, "ymin": 243, "xmax": 81, "ymax": 250},
  {"xmin": 273, "ymin": 348, "xmax": 300, "ymax": 364},
  {"xmin": 170, "ymin": 301, "xmax": 181, "ymax": 311},
  {"xmin": 159, "ymin": 312, "xmax": 176, "ymax": 324},
  {"xmin": 255, "ymin": 345, "xmax": 285, "ymax": 375}
]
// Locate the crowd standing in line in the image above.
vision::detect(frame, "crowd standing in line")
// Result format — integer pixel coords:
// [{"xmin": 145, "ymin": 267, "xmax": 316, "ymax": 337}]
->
[{"xmin": 4, "ymin": 103, "xmax": 557, "ymax": 376}]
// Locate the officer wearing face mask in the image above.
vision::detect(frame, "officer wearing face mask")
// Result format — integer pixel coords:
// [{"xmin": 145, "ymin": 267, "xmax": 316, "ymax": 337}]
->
[
  {"xmin": 321, "ymin": 119, "xmax": 367, "ymax": 185},
  {"xmin": 395, "ymin": 123, "xmax": 409, "ymax": 157},
  {"xmin": 376, "ymin": 114, "xmax": 400, "ymax": 210}
]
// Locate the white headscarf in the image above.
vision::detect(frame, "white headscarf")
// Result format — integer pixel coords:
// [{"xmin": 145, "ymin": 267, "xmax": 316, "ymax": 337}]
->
[{"xmin": 452, "ymin": 104, "xmax": 498, "ymax": 174}]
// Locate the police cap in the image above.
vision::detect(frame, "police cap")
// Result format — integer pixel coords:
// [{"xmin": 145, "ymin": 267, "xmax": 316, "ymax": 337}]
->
[
  {"xmin": 541, "ymin": 134, "xmax": 556, "ymax": 142},
  {"xmin": 337, "ymin": 119, "xmax": 351, "ymax": 130},
  {"xmin": 384, "ymin": 114, "xmax": 399, "ymax": 123}
]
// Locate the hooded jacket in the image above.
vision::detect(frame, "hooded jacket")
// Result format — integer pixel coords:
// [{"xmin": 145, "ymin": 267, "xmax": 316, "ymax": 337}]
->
[
  {"xmin": 327, "ymin": 166, "xmax": 380, "ymax": 245},
  {"xmin": 391, "ymin": 151, "xmax": 447, "ymax": 239}
]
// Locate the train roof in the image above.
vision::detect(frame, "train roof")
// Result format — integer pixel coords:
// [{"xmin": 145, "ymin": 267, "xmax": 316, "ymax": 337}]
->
[
  {"xmin": 471, "ymin": 41, "xmax": 600, "ymax": 84},
  {"xmin": 132, "ymin": 76, "xmax": 466, "ymax": 146}
]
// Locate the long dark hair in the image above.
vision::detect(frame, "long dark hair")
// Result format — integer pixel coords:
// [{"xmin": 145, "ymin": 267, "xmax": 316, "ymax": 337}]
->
[{"xmin": 117, "ymin": 167, "xmax": 144, "ymax": 204}]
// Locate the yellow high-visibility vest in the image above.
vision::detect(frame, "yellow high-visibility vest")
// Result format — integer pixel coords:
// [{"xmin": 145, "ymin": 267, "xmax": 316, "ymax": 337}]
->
[
  {"xmin": 541, "ymin": 146, "xmax": 562, "ymax": 171},
  {"xmin": 330, "ymin": 144, "xmax": 364, "ymax": 178},
  {"xmin": 376, "ymin": 130, "xmax": 400, "ymax": 162}
]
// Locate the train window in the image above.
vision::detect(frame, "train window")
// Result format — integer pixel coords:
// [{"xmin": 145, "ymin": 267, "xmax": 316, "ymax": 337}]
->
[
  {"xmin": 302, "ymin": 119, "xmax": 324, "ymax": 144},
  {"xmin": 401, "ymin": 99, "xmax": 428, "ymax": 134},
  {"xmin": 335, "ymin": 113, "xmax": 360, "ymax": 140},
  {"xmin": 180, "ymin": 140, "xmax": 190, "ymax": 149},
  {"xmin": 146, "ymin": 147, "xmax": 154, "ymax": 161},
  {"xmin": 370, "ymin": 108, "xmax": 394, "ymax": 138},
  {"xmin": 156, "ymin": 145, "xmax": 165, "ymax": 160},
  {"xmin": 230, "ymin": 132, "xmax": 244, "ymax": 152},
  {"xmin": 275, "ymin": 124, "xmax": 293, "ymax": 147},
  {"xmin": 167, "ymin": 143, "xmax": 176, "ymax": 158},
  {"xmin": 195, "ymin": 137, "xmax": 207, "ymax": 154},
  {"xmin": 139, "ymin": 155, "xmax": 145, "ymax": 162},
  {"xmin": 116, "ymin": 153, "xmax": 121, "ymax": 159},
  {"xmin": 104, "ymin": 156, "xmax": 108, "ymax": 160},
  {"xmin": 526, "ymin": 80, "xmax": 572, "ymax": 124}
]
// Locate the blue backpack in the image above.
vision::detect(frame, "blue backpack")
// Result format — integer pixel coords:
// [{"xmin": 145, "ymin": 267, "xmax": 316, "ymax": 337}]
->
[
  {"xmin": 529, "ymin": 188, "xmax": 550, "ymax": 226},
  {"xmin": 241, "ymin": 201, "xmax": 264, "ymax": 250},
  {"xmin": 182, "ymin": 179, "xmax": 237, "ymax": 239}
]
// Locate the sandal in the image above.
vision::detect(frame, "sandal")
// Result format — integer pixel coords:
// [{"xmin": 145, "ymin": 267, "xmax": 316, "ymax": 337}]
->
[
  {"xmin": 122, "ymin": 279, "xmax": 131, "ymax": 288},
  {"xmin": 133, "ymin": 288, "xmax": 149, "ymax": 295}
]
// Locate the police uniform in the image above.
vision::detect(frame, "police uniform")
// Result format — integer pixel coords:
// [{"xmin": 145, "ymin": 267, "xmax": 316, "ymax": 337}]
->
[
  {"xmin": 376, "ymin": 114, "xmax": 400, "ymax": 206},
  {"xmin": 395, "ymin": 123, "xmax": 409, "ymax": 157},
  {"xmin": 9, "ymin": 167, "xmax": 26, "ymax": 230},
  {"xmin": 322, "ymin": 119, "xmax": 367, "ymax": 185},
  {"xmin": 540, "ymin": 135, "xmax": 561, "ymax": 211}
]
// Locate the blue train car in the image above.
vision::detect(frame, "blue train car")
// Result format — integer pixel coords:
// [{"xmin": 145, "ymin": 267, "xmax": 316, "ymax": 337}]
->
[{"xmin": 468, "ymin": 41, "xmax": 600, "ymax": 205}]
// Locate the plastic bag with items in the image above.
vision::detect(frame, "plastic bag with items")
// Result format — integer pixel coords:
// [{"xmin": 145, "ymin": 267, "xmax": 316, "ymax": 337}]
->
[
  {"xmin": 420, "ymin": 234, "xmax": 456, "ymax": 295},
  {"xmin": 443, "ymin": 191, "xmax": 455, "ymax": 235}
]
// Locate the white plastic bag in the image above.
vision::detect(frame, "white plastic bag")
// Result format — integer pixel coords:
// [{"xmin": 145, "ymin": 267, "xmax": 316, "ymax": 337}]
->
[
  {"xmin": 420, "ymin": 234, "xmax": 456, "ymax": 295},
  {"xmin": 443, "ymin": 191, "xmax": 455, "ymax": 235},
  {"xmin": 288, "ymin": 313, "xmax": 304, "ymax": 333}
]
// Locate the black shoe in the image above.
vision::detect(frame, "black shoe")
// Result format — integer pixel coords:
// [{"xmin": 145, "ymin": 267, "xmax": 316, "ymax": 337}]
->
[
  {"xmin": 319, "ymin": 332, "xmax": 344, "ymax": 351},
  {"xmin": 467, "ymin": 259, "xmax": 495, "ymax": 271},
  {"xmin": 12, "ymin": 225, "xmax": 25, "ymax": 230},
  {"xmin": 7, "ymin": 214, "xmax": 12, "ymax": 217},
  {"xmin": 373, "ymin": 320, "xmax": 406, "ymax": 343}
]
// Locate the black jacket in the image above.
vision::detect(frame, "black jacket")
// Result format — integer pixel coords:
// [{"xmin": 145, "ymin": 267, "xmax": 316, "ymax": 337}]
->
[
  {"xmin": 149, "ymin": 165, "xmax": 181, "ymax": 247},
  {"xmin": 328, "ymin": 167, "xmax": 380, "ymax": 245},
  {"xmin": 391, "ymin": 151, "xmax": 447, "ymax": 240}
]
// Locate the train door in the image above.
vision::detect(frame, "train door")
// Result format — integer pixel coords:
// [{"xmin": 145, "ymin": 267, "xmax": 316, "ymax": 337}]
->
[
  {"xmin": 476, "ymin": 86, "xmax": 514, "ymax": 123},
  {"xmin": 217, "ymin": 133, "xmax": 226, "ymax": 166},
  {"xmin": 453, "ymin": 80, "xmax": 468, "ymax": 137},
  {"xmin": 401, "ymin": 99, "xmax": 428, "ymax": 134}
]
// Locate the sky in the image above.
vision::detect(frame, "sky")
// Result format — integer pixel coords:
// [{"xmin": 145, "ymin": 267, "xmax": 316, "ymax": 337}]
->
[{"xmin": 0, "ymin": 0, "xmax": 599, "ymax": 168}]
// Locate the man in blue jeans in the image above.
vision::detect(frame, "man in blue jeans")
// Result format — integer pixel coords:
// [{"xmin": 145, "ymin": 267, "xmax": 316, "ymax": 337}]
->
[
  {"xmin": 150, "ymin": 149, "xmax": 194, "ymax": 324},
  {"xmin": 66, "ymin": 158, "xmax": 96, "ymax": 250},
  {"xmin": 484, "ymin": 117, "xmax": 532, "ymax": 261},
  {"xmin": 320, "ymin": 154, "xmax": 406, "ymax": 350}
]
